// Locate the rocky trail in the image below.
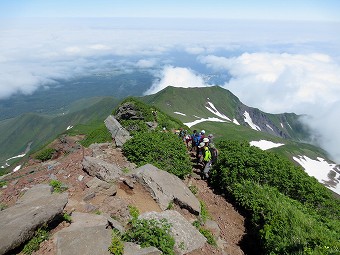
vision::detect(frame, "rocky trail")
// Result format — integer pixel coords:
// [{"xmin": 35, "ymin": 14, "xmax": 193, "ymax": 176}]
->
[{"xmin": 0, "ymin": 133, "xmax": 247, "ymax": 255}]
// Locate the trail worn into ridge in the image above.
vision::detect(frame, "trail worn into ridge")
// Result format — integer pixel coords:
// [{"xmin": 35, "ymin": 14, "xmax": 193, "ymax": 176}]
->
[{"xmin": 0, "ymin": 136, "xmax": 246, "ymax": 255}]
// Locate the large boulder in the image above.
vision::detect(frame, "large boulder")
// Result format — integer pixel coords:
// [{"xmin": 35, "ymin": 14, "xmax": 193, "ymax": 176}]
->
[
  {"xmin": 140, "ymin": 210, "xmax": 207, "ymax": 255},
  {"xmin": 124, "ymin": 242, "xmax": 161, "ymax": 255},
  {"xmin": 132, "ymin": 164, "xmax": 201, "ymax": 214},
  {"xmin": 55, "ymin": 212, "xmax": 112, "ymax": 255},
  {"xmin": 104, "ymin": 115, "xmax": 131, "ymax": 147},
  {"xmin": 82, "ymin": 156, "xmax": 123, "ymax": 182},
  {"xmin": 0, "ymin": 184, "xmax": 68, "ymax": 255}
]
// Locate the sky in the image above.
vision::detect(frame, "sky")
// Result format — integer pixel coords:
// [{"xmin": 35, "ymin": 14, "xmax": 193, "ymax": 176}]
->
[
  {"xmin": 0, "ymin": 1, "xmax": 340, "ymax": 162},
  {"xmin": 1, "ymin": 0, "xmax": 340, "ymax": 21}
]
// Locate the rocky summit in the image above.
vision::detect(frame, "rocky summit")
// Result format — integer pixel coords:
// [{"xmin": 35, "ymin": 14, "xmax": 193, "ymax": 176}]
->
[{"xmin": 0, "ymin": 120, "xmax": 245, "ymax": 255}]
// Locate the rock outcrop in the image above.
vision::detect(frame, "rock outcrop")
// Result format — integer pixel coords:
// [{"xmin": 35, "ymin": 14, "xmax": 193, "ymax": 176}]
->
[
  {"xmin": 82, "ymin": 156, "xmax": 123, "ymax": 182},
  {"xmin": 140, "ymin": 210, "xmax": 207, "ymax": 255},
  {"xmin": 0, "ymin": 184, "xmax": 68, "ymax": 255},
  {"xmin": 55, "ymin": 212, "xmax": 112, "ymax": 255},
  {"xmin": 132, "ymin": 164, "xmax": 201, "ymax": 215},
  {"xmin": 104, "ymin": 115, "xmax": 131, "ymax": 147}
]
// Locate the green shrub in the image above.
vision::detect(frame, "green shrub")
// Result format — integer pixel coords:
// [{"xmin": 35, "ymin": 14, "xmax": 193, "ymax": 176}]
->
[
  {"xmin": 63, "ymin": 212, "xmax": 72, "ymax": 223},
  {"xmin": 188, "ymin": 185, "xmax": 198, "ymax": 195},
  {"xmin": 123, "ymin": 218, "xmax": 175, "ymax": 255},
  {"xmin": 0, "ymin": 180, "xmax": 7, "ymax": 188},
  {"xmin": 49, "ymin": 180, "xmax": 67, "ymax": 193},
  {"xmin": 35, "ymin": 148, "xmax": 56, "ymax": 161},
  {"xmin": 230, "ymin": 181, "xmax": 340, "ymax": 255},
  {"xmin": 123, "ymin": 131, "xmax": 192, "ymax": 179},
  {"xmin": 108, "ymin": 229, "xmax": 124, "ymax": 255},
  {"xmin": 123, "ymin": 205, "xmax": 175, "ymax": 254},
  {"xmin": 198, "ymin": 227, "xmax": 217, "ymax": 246},
  {"xmin": 22, "ymin": 227, "xmax": 49, "ymax": 255},
  {"xmin": 210, "ymin": 140, "xmax": 340, "ymax": 220}
]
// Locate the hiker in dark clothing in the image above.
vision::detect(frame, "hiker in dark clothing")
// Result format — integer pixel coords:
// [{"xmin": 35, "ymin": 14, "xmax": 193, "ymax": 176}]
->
[{"xmin": 198, "ymin": 141, "xmax": 212, "ymax": 179}]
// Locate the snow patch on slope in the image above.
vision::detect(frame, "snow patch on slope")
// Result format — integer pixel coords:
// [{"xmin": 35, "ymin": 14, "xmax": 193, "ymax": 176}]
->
[
  {"xmin": 243, "ymin": 111, "xmax": 261, "ymax": 131},
  {"xmin": 184, "ymin": 117, "xmax": 227, "ymax": 128},
  {"xmin": 6, "ymin": 153, "xmax": 26, "ymax": 161},
  {"xmin": 293, "ymin": 155, "xmax": 340, "ymax": 195},
  {"xmin": 205, "ymin": 102, "xmax": 231, "ymax": 121},
  {"xmin": 233, "ymin": 119, "xmax": 240, "ymax": 125},
  {"xmin": 174, "ymin": 111, "xmax": 186, "ymax": 116},
  {"xmin": 266, "ymin": 124, "xmax": 274, "ymax": 131},
  {"xmin": 250, "ymin": 140, "xmax": 284, "ymax": 150}
]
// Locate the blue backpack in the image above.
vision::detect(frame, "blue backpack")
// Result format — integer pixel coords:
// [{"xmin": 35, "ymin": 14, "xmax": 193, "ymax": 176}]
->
[{"xmin": 193, "ymin": 134, "xmax": 201, "ymax": 146}]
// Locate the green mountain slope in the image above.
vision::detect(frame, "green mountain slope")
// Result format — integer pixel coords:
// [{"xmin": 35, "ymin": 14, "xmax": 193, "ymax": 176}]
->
[
  {"xmin": 141, "ymin": 86, "xmax": 329, "ymax": 161},
  {"xmin": 0, "ymin": 96, "xmax": 119, "ymax": 167}
]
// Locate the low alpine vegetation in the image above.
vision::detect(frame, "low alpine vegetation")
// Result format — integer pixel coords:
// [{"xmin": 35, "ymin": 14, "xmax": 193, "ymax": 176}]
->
[
  {"xmin": 35, "ymin": 148, "xmax": 56, "ymax": 161},
  {"xmin": 123, "ymin": 131, "xmax": 192, "ymax": 179},
  {"xmin": 209, "ymin": 140, "xmax": 340, "ymax": 254},
  {"xmin": 22, "ymin": 226, "xmax": 49, "ymax": 255},
  {"xmin": 121, "ymin": 206, "xmax": 176, "ymax": 255},
  {"xmin": 49, "ymin": 180, "xmax": 67, "ymax": 193}
]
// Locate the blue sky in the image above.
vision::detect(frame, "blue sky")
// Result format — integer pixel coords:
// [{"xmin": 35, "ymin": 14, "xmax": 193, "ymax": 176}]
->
[{"xmin": 1, "ymin": 0, "xmax": 340, "ymax": 21}]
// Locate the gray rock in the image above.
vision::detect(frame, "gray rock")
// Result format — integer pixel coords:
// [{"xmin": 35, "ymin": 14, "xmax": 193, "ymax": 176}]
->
[
  {"xmin": 104, "ymin": 115, "xmax": 131, "ymax": 147},
  {"xmin": 86, "ymin": 177, "xmax": 117, "ymax": 196},
  {"xmin": 102, "ymin": 213, "xmax": 125, "ymax": 234},
  {"xmin": 132, "ymin": 164, "xmax": 200, "ymax": 215},
  {"xmin": 140, "ymin": 210, "xmax": 207, "ymax": 255},
  {"xmin": 82, "ymin": 156, "xmax": 123, "ymax": 182},
  {"xmin": 204, "ymin": 219, "xmax": 221, "ymax": 237},
  {"xmin": 0, "ymin": 185, "xmax": 68, "ymax": 255},
  {"xmin": 83, "ymin": 191, "xmax": 96, "ymax": 201},
  {"xmin": 16, "ymin": 184, "xmax": 53, "ymax": 205},
  {"xmin": 55, "ymin": 212, "xmax": 112, "ymax": 255},
  {"xmin": 83, "ymin": 203, "xmax": 98, "ymax": 213},
  {"xmin": 124, "ymin": 242, "xmax": 161, "ymax": 255}
]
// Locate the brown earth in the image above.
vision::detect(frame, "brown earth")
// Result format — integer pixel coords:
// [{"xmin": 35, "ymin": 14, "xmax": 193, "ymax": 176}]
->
[{"xmin": 0, "ymin": 136, "xmax": 246, "ymax": 255}]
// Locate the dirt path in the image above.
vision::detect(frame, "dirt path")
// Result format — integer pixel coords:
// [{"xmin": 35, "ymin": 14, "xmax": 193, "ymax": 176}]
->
[{"xmin": 0, "ymin": 138, "xmax": 247, "ymax": 255}]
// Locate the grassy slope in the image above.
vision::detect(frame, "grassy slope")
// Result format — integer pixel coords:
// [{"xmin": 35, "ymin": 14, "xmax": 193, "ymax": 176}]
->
[
  {"xmin": 141, "ymin": 86, "xmax": 330, "ymax": 161},
  {"xmin": 0, "ymin": 96, "xmax": 119, "ymax": 165}
]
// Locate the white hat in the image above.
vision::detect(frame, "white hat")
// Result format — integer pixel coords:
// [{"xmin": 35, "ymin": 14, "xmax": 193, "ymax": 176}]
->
[
  {"xmin": 198, "ymin": 142, "xmax": 205, "ymax": 148},
  {"xmin": 201, "ymin": 130, "xmax": 205, "ymax": 134},
  {"xmin": 203, "ymin": 138, "xmax": 209, "ymax": 143}
]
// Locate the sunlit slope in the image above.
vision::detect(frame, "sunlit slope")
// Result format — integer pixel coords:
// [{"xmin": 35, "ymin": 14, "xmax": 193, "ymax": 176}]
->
[
  {"xmin": 141, "ymin": 86, "xmax": 310, "ymax": 141},
  {"xmin": 141, "ymin": 86, "xmax": 329, "ymax": 160},
  {"xmin": 0, "ymin": 96, "xmax": 119, "ymax": 164}
]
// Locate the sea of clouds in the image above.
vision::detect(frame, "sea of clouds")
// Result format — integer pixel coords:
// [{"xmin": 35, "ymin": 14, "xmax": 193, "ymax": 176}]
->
[{"xmin": 1, "ymin": 18, "xmax": 339, "ymax": 162}]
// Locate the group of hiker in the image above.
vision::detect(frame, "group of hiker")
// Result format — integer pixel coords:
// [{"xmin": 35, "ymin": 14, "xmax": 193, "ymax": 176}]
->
[{"xmin": 178, "ymin": 128, "xmax": 218, "ymax": 179}]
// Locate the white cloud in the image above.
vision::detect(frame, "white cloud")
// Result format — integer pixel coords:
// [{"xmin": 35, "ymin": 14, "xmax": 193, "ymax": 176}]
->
[
  {"xmin": 135, "ymin": 59, "xmax": 157, "ymax": 68},
  {"xmin": 200, "ymin": 52, "xmax": 340, "ymax": 162},
  {"xmin": 144, "ymin": 66, "xmax": 208, "ymax": 95}
]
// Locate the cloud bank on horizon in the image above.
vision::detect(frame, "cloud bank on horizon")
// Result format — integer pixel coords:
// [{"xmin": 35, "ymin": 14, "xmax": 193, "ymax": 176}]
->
[{"xmin": 0, "ymin": 18, "xmax": 339, "ymax": 162}]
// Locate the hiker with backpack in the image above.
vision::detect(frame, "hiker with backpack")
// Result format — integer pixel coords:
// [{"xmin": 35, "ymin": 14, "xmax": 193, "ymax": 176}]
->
[
  {"xmin": 207, "ymin": 134, "xmax": 218, "ymax": 164},
  {"xmin": 192, "ymin": 131, "xmax": 202, "ymax": 162},
  {"xmin": 198, "ymin": 140, "xmax": 212, "ymax": 179}
]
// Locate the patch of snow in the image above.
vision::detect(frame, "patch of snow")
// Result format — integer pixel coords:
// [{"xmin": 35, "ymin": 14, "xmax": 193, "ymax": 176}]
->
[
  {"xmin": 266, "ymin": 124, "xmax": 274, "ymax": 131},
  {"xmin": 280, "ymin": 123, "xmax": 284, "ymax": 128},
  {"xmin": 174, "ymin": 111, "xmax": 186, "ymax": 116},
  {"xmin": 205, "ymin": 102, "xmax": 231, "ymax": 121},
  {"xmin": 243, "ymin": 111, "xmax": 261, "ymax": 131},
  {"xmin": 293, "ymin": 155, "xmax": 340, "ymax": 195},
  {"xmin": 287, "ymin": 122, "xmax": 292, "ymax": 129},
  {"xmin": 233, "ymin": 119, "xmax": 240, "ymax": 125},
  {"xmin": 6, "ymin": 153, "xmax": 26, "ymax": 161},
  {"xmin": 193, "ymin": 115, "xmax": 201, "ymax": 119},
  {"xmin": 13, "ymin": 165, "xmax": 21, "ymax": 172},
  {"xmin": 250, "ymin": 140, "xmax": 284, "ymax": 150},
  {"xmin": 184, "ymin": 117, "xmax": 227, "ymax": 128},
  {"xmin": 66, "ymin": 125, "xmax": 73, "ymax": 130}
]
